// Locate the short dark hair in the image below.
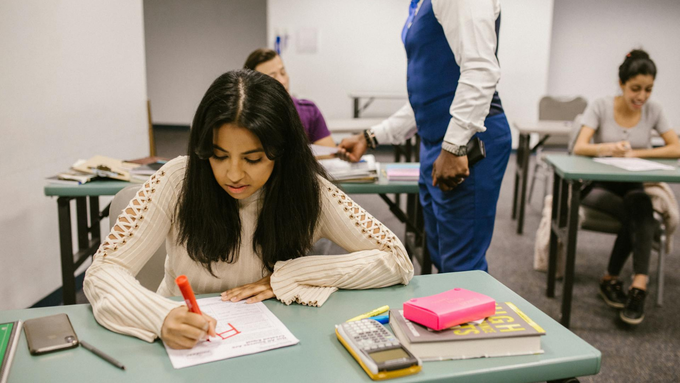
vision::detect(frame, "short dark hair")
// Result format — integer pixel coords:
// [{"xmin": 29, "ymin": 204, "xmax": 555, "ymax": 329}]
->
[
  {"xmin": 619, "ymin": 49, "xmax": 656, "ymax": 84},
  {"xmin": 177, "ymin": 69, "xmax": 325, "ymax": 274},
  {"xmin": 244, "ymin": 48, "xmax": 278, "ymax": 71}
]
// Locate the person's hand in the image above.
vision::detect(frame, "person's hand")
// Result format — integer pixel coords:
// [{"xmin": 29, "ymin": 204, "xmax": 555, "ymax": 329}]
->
[
  {"xmin": 161, "ymin": 306, "xmax": 217, "ymax": 349},
  {"xmin": 337, "ymin": 134, "xmax": 368, "ymax": 163},
  {"xmin": 610, "ymin": 141, "xmax": 632, "ymax": 157},
  {"xmin": 432, "ymin": 149, "xmax": 469, "ymax": 192},
  {"xmin": 221, "ymin": 275, "xmax": 274, "ymax": 304}
]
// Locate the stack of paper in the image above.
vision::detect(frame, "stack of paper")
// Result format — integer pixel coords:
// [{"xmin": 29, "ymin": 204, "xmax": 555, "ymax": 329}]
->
[
  {"xmin": 130, "ymin": 161, "xmax": 166, "ymax": 176},
  {"xmin": 384, "ymin": 163, "xmax": 420, "ymax": 181},
  {"xmin": 46, "ymin": 169, "xmax": 97, "ymax": 185},
  {"xmin": 593, "ymin": 158, "xmax": 676, "ymax": 171},
  {"xmin": 319, "ymin": 154, "xmax": 377, "ymax": 182},
  {"xmin": 310, "ymin": 144, "xmax": 338, "ymax": 159},
  {"xmin": 71, "ymin": 155, "xmax": 144, "ymax": 182}
]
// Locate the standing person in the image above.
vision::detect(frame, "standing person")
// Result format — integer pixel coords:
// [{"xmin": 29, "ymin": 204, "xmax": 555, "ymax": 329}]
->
[
  {"xmin": 84, "ymin": 70, "xmax": 413, "ymax": 349},
  {"xmin": 338, "ymin": 0, "xmax": 511, "ymax": 273},
  {"xmin": 573, "ymin": 49, "xmax": 680, "ymax": 325},
  {"xmin": 244, "ymin": 48, "xmax": 336, "ymax": 147}
]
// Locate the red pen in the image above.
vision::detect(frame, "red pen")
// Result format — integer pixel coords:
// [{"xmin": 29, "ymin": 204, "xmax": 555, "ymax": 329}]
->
[{"xmin": 176, "ymin": 275, "xmax": 201, "ymax": 314}]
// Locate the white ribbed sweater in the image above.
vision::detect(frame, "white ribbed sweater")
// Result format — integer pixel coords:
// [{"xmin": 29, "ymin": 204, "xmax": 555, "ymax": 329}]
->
[{"xmin": 84, "ymin": 156, "xmax": 414, "ymax": 342}]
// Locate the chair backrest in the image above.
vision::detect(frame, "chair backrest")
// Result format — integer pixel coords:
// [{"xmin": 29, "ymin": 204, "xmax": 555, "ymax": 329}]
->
[
  {"xmin": 109, "ymin": 185, "xmax": 166, "ymax": 292},
  {"xmin": 539, "ymin": 96, "xmax": 588, "ymax": 121},
  {"xmin": 538, "ymin": 96, "xmax": 588, "ymax": 147}
]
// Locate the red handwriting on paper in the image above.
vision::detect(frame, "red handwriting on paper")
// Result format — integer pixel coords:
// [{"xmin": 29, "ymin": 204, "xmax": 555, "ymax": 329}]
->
[{"xmin": 216, "ymin": 323, "xmax": 241, "ymax": 340}]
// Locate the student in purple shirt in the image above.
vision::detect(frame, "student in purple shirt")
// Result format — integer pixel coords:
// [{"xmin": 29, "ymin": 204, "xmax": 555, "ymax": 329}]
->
[{"xmin": 244, "ymin": 48, "xmax": 335, "ymax": 147}]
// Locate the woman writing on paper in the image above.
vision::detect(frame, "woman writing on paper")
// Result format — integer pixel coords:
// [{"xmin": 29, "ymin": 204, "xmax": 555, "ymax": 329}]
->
[
  {"xmin": 244, "ymin": 48, "xmax": 336, "ymax": 147},
  {"xmin": 573, "ymin": 49, "xmax": 680, "ymax": 325},
  {"xmin": 84, "ymin": 70, "xmax": 414, "ymax": 349}
]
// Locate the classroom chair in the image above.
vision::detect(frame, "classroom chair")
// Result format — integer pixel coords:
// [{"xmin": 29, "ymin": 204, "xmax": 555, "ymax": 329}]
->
[
  {"xmin": 528, "ymin": 96, "xmax": 588, "ymax": 205},
  {"xmin": 110, "ymin": 185, "xmax": 166, "ymax": 291},
  {"xmin": 568, "ymin": 119, "xmax": 669, "ymax": 306}
]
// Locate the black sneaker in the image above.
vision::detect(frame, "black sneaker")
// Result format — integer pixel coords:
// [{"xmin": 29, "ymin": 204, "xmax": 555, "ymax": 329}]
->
[
  {"xmin": 620, "ymin": 288, "xmax": 646, "ymax": 325},
  {"xmin": 599, "ymin": 279, "xmax": 627, "ymax": 308}
]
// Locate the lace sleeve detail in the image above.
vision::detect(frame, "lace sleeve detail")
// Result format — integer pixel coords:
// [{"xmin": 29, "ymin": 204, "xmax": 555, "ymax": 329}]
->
[
  {"xmin": 269, "ymin": 179, "xmax": 414, "ymax": 307},
  {"xmin": 95, "ymin": 171, "xmax": 168, "ymax": 260},
  {"xmin": 84, "ymin": 160, "xmax": 185, "ymax": 341},
  {"xmin": 325, "ymin": 185, "xmax": 399, "ymax": 251}
]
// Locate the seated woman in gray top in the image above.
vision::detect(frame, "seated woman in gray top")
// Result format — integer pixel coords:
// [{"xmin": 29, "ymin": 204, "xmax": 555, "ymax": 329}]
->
[{"xmin": 573, "ymin": 49, "xmax": 680, "ymax": 325}]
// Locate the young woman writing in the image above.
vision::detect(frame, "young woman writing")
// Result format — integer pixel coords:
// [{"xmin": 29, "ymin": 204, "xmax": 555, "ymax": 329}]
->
[
  {"xmin": 573, "ymin": 49, "xmax": 680, "ymax": 325},
  {"xmin": 84, "ymin": 70, "xmax": 414, "ymax": 349}
]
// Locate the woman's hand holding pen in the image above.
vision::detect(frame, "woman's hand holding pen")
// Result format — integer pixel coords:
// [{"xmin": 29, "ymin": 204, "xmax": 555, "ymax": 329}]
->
[
  {"xmin": 221, "ymin": 275, "xmax": 275, "ymax": 304},
  {"xmin": 161, "ymin": 307, "xmax": 217, "ymax": 349}
]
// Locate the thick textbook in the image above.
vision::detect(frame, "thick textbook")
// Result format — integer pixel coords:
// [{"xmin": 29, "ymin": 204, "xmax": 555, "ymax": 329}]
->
[
  {"xmin": 390, "ymin": 302, "xmax": 545, "ymax": 361},
  {"xmin": 1, "ymin": 321, "xmax": 22, "ymax": 383}
]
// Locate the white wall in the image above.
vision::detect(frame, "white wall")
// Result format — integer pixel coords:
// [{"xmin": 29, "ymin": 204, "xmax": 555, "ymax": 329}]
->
[
  {"xmin": 268, "ymin": 0, "xmax": 554, "ymax": 146},
  {"xmin": 0, "ymin": 0, "xmax": 149, "ymax": 309},
  {"xmin": 495, "ymin": 0, "xmax": 554, "ymax": 135},
  {"xmin": 548, "ymin": 0, "xmax": 680, "ymax": 127},
  {"xmin": 144, "ymin": 0, "xmax": 267, "ymax": 125},
  {"xmin": 268, "ymin": 0, "xmax": 408, "ymax": 120}
]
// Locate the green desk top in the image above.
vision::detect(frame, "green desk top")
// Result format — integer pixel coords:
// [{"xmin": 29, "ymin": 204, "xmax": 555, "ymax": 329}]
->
[
  {"xmin": 44, "ymin": 164, "xmax": 420, "ymax": 197},
  {"xmin": 1, "ymin": 272, "xmax": 599, "ymax": 383},
  {"xmin": 545, "ymin": 154, "xmax": 680, "ymax": 182}
]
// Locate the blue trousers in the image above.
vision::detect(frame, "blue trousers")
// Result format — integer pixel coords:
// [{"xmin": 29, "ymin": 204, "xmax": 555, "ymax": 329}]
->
[{"xmin": 419, "ymin": 113, "xmax": 511, "ymax": 272}]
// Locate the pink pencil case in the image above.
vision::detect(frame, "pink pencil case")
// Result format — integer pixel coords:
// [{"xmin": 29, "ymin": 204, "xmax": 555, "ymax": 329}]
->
[{"xmin": 403, "ymin": 288, "xmax": 496, "ymax": 331}]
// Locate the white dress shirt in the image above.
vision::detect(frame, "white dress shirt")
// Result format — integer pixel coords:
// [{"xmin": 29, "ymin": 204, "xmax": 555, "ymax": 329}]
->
[{"xmin": 372, "ymin": 0, "xmax": 502, "ymax": 149}]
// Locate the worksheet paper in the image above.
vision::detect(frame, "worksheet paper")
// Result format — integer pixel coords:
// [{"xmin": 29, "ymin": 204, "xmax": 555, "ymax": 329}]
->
[
  {"xmin": 310, "ymin": 144, "xmax": 338, "ymax": 157},
  {"xmin": 593, "ymin": 157, "xmax": 676, "ymax": 172},
  {"xmin": 164, "ymin": 298, "xmax": 300, "ymax": 369}
]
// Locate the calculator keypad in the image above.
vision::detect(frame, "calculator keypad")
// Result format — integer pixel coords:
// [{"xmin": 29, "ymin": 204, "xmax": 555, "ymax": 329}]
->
[{"xmin": 343, "ymin": 319, "xmax": 398, "ymax": 351}]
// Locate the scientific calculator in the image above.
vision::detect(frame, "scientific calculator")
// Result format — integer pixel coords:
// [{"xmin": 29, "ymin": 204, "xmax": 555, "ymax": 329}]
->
[{"xmin": 335, "ymin": 319, "xmax": 421, "ymax": 380}]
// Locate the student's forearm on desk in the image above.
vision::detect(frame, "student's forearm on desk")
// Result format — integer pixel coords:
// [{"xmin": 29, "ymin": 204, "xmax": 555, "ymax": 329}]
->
[
  {"xmin": 573, "ymin": 143, "xmax": 608, "ymax": 157},
  {"xmin": 629, "ymin": 144, "xmax": 680, "ymax": 159},
  {"xmin": 85, "ymin": 263, "xmax": 182, "ymax": 342}
]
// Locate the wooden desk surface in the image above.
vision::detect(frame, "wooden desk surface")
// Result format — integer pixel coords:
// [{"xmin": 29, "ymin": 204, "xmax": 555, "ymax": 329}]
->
[{"xmin": 1, "ymin": 272, "xmax": 600, "ymax": 383}]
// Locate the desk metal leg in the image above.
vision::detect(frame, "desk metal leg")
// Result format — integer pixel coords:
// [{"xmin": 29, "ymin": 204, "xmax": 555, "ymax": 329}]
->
[
  {"xmin": 517, "ymin": 134, "xmax": 531, "ymax": 234},
  {"xmin": 560, "ymin": 179, "xmax": 581, "ymax": 328},
  {"xmin": 57, "ymin": 197, "xmax": 76, "ymax": 305},
  {"xmin": 547, "ymin": 173, "xmax": 562, "ymax": 298},
  {"xmin": 56, "ymin": 196, "xmax": 105, "ymax": 305},
  {"xmin": 90, "ymin": 196, "xmax": 101, "ymax": 241},
  {"xmin": 76, "ymin": 198, "xmax": 89, "ymax": 249},
  {"xmin": 353, "ymin": 97, "xmax": 360, "ymax": 118},
  {"xmin": 512, "ymin": 134, "xmax": 526, "ymax": 220}
]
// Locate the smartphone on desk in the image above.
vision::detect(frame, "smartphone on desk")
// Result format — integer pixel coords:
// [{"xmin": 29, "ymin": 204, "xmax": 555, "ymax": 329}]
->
[{"xmin": 24, "ymin": 314, "xmax": 79, "ymax": 355}]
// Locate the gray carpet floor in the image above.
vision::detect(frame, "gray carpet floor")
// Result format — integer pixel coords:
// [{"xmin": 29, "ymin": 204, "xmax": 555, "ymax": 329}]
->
[{"xmin": 78, "ymin": 149, "xmax": 680, "ymax": 382}]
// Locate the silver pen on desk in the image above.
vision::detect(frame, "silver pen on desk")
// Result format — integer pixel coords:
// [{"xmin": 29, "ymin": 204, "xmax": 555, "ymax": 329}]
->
[{"xmin": 80, "ymin": 340, "xmax": 126, "ymax": 370}]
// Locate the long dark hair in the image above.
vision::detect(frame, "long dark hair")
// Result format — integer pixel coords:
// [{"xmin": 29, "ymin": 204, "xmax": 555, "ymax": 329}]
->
[
  {"xmin": 177, "ymin": 70, "xmax": 325, "ymax": 274},
  {"xmin": 619, "ymin": 49, "xmax": 656, "ymax": 84}
]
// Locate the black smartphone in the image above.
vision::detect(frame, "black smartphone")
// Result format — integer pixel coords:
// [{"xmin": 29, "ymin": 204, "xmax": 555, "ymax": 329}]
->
[
  {"xmin": 466, "ymin": 137, "xmax": 486, "ymax": 166},
  {"xmin": 23, "ymin": 314, "xmax": 79, "ymax": 355}
]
